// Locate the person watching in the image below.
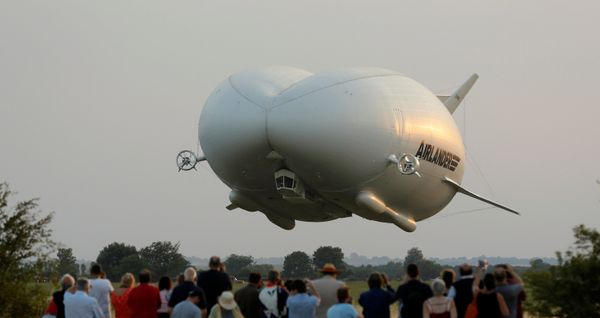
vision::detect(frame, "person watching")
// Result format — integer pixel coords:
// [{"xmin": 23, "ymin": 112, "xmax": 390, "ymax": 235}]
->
[
  {"xmin": 327, "ymin": 286, "xmax": 361, "ymax": 318},
  {"xmin": 64, "ymin": 278, "xmax": 105, "ymax": 318}
]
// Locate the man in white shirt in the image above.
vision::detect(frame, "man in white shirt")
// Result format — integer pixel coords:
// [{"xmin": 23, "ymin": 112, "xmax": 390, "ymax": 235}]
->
[
  {"xmin": 88, "ymin": 264, "xmax": 114, "ymax": 318},
  {"xmin": 64, "ymin": 278, "xmax": 105, "ymax": 318}
]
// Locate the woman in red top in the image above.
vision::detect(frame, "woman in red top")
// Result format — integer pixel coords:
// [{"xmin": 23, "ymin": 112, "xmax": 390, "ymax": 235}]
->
[{"xmin": 111, "ymin": 273, "xmax": 135, "ymax": 318}]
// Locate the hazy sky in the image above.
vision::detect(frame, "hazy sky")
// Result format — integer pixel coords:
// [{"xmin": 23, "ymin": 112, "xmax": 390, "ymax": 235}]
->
[{"xmin": 1, "ymin": 1, "xmax": 599, "ymax": 261}]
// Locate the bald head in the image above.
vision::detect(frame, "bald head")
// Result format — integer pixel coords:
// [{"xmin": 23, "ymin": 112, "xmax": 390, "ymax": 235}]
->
[{"xmin": 184, "ymin": 267, "xmax": 197, "ymax": 282}]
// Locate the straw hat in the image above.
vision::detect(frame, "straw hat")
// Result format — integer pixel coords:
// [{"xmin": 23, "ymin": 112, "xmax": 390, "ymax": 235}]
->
[
  {"xmin": 218, "ymin": 291, "xmax": 238, "ymax": 310},
  {"xmin": 320, "ymin": 263, "xmax": 340, "ymax": 274}
]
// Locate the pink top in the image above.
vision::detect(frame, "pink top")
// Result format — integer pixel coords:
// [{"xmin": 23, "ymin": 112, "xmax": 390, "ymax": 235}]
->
[{"xmin": 158, "ymin": 289, "xmax": 170, "ymax": 313}]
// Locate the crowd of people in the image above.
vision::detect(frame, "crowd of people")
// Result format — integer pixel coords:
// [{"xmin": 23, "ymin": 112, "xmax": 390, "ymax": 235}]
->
[{"xmin": 42, "ymin": 257, "xmax": 525, "ymax": 318}]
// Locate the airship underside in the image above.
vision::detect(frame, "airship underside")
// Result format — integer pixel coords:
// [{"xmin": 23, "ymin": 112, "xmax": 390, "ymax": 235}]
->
[{"xmin": 182, "ymin": 66, "xmax": 518, "ymax": 231}]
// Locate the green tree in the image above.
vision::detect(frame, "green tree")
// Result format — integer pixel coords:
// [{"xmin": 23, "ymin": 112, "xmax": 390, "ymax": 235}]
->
[
  {"xmin": 139, "ymin": 241, "xmax": 190, "ymax": 278},
  {"xmin": 312, "ymin": 246, "xmax": 346, "ymax": 272},
  {"xmin": 529, "ymin": 258, "xmax": 551, "ymax": 272},
  {"xmin": 404, "ymin": 247, "xmax": 424, "ymax": 267},
  {"xmin": 403, "ymin": 247, "xmax": 442, "ymax": 280},
  {"xmin": 524, "ymin": 225, "xmax": 600, "ymax": 318},
  {"xmin": 224, "ymin": 254, "xmax": 254, "ymax": 278},
  {"xmin": 0, "ymin": 182, "xmax": 55, "ymax": 318},
  {"xmin": 56, "ymin": 247, "xmax": 78, "ymax": 276},
  {"xmin": 116, "ymin": 254, "xmax": 147, "ymax": 279},
  {"xmin": 238, "ymin": 264, "xmax": 274, "ymax": 280},
  {"xmin": 283, "ymin": 251, "xmax": 314, "ymax": 279},
  {"xmin": 343, "ymin": 261, "xmax": 404, "ymax": 281},
  {"xmin": 96, "ymin": 242, "xmax": 138, "ymax": 281}
]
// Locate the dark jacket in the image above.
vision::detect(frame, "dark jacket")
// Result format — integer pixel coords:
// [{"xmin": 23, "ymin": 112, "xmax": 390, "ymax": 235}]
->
[
  {"xmin": 396, "ymin": 279, "xmax": 433, "ymax": 318},
  {"xmin": 168, "ymin": 281, "xmax": 207, "ymax": 309},
  {"xmin": 52, "ymin": 289, "xmax": 68, "ymax": 318},
  {"xmin": 452, "ymin": 277, "xmax": 475, "ymax": 318},
  {"xmin": 197, "ymin": 269, "xmax": 232, "ymax": 310},
  {"xmin": 234, "ymin": 284, "xmax": 262, "ymax": 318},
  {"xmin": 359, "ymin": 285, "xmax": 396, "ymax": 318}
]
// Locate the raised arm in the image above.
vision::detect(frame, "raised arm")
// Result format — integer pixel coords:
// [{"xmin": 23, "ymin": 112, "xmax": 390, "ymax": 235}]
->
[
  {"xmin": 472, "ymin": 266, "xmax": 484, "ymax": 295},
  {"xmin": 306, "ymin": 280, "xmax": 321, "ymax": 300},
  {"xmin": 496, "ymin": 293, "xmax": 509, "ymax": 317},
  {"xmin": 506, "ymin": 265, "xmax": 523, "ymax": 285},
  {"xmin": 450, "ymin": 300, "xmax": 457, "ymax": 318},
  {"xmin": 422, "ymin": 301, "xmax": 431, "ymax": 318}
]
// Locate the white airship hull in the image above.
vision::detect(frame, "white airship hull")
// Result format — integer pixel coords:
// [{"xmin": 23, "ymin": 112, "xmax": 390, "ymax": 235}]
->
[{"xmin": 195, "ymin": 66, "xmax": 516, "ymax": 231}]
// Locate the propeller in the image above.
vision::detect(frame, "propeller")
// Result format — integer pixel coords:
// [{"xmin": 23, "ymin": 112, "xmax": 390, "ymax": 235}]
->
[{"xmin": 176, "ymin": 150, "xmax": 205, "ymax": 172}]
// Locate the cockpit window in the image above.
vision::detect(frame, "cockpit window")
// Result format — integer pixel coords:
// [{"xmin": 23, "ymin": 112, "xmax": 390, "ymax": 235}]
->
[
  {"xmin": 284, "ymin": 176, "xmax": 294, "ymax": 188},
  {"xmin": 275, "ymin": 176, "xmax": 284, "ymax": 188}
]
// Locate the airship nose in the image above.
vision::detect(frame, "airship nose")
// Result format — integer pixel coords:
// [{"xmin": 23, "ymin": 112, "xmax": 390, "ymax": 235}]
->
[{"xmin": 198, "ymin": 67, "xmax": 312, "ymax": 190}]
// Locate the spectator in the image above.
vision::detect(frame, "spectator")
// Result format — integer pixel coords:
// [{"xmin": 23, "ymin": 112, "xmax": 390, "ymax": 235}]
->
[
  {"xmin": 89, "ymin": 264, "xmax": 114, "ymax": 318},
  {"xmin": 208, "ymin": 291, "xmax": 244, "ymax": 318},
  {"xmin": 447, "ymin": 264, "xmax": 475, "ymax": 318},
  {"xmin": 327, "ymin": 287, "xmax": 361, "ymax": 318},
  {"xmin": 128, "ymin": 270, "xmax": 161, "ymax": 318},
  {"xmin": 396, "ymin": 263, "xmax": 433, "ymax": 318},
  {"xmin": 56, "ymin": 274, "xmax": 76, "ymax": 317},
  {"xmin": 423, "ymin": 279, "xmax": 457, "ymax": 318},
  {"xmin": 311, "ymin": 264, "xmax": 345, "ymax": 318},
  {"xmin": 48, "ymin": 274, "xmax": 76, "ymax": 318},
  {"xmin": 287, "ymin": 279, "xmax": 321, "ymax": 318},
  {"xmin": 169, "ymin": 267, "xmax": 207, "ymax": 317},
  {"xmin": 158, "ymin": 276, "xmax": 173, "ymax": 318},
  {"xmin": 171, "ymin": 289, "xmax": 205, "ymax": 318},
  {"xmin": 64, "ymin": 278, "xmax": 105, "ymax": 318},
  {"xmin": 234, "ymin": 272, "xmax": 262, "ymax": 318},
  {"xmin": 358, "ymin": 272, "xmax": 395, "ymax": 318},
  {"xmin": 493, "ymin": 265, "xmax": 524, "ymax": 318},
  {"xmin": 473, "ymin": 272, "xmax": 509, "ymax": 318},
  {"xmin": 441, "ymin": 269, "xmax": 456, "ymax": 296},
  {"xmin": 198, "ymin": 256, "xmax": 232, "ymax": 311},
  {"xmin": 259, "ymin": 270, "xmax": 289, "ymax": 318},
  {"xmin": 503, "ymin": 266, "xmax": 526, "ymax": 318},
  {"xmin": 111, "ymin": 273, "xmax": 135, "ymax": 318},
  {"xmin": 177, "ymin": 274, "xmax": 185, "ymax": 286}
]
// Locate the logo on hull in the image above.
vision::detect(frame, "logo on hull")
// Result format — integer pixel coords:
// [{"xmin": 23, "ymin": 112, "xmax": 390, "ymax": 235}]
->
[{"xmin": 415, "ymin": 141, "xmax": 461, "ymax": 172}]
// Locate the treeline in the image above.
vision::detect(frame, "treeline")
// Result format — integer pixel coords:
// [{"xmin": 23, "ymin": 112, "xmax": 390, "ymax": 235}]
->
[
  {"xmin": 46, "ymin": 241, "xmax": 190, "ymax": 282},
  {"xmin": 50, "ymin": 243, "xmax": 450, "ymax": 283}
]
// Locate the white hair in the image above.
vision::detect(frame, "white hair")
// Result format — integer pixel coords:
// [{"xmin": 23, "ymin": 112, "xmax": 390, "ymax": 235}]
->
[
  {"xmin": 61, "ymin": 274, "xmax": 75, "ymax": 288},
  {"xmin": 432, "ymin": 278, "xmax": 446, "ymax": 296},
  {"xmin": 184, "ymin": 267, "xmax": 197, "ymax": 281}
]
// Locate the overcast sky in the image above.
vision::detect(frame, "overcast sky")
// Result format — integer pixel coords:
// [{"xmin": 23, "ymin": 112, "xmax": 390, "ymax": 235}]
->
[{"xmin": 1, "ymin": 1, "xmax": 599, "ymax": 262}]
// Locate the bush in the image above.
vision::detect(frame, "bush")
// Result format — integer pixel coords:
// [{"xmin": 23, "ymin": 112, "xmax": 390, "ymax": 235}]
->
[
  {"xmin": 524, "ymin": 225, "xmax": 600, "ymax": 318},
  {"xmin": 0, "ymin": 183, "xmax": 55, "ymax": 318}
]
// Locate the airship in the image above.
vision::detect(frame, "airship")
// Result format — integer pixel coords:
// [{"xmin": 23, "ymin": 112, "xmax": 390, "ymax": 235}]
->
[{"xmin": 177, "ymin": 66, "xmax": 519, "ymax": 232}]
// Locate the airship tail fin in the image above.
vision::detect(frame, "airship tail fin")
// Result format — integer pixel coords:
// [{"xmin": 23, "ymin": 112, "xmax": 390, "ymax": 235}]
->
[
  {"xmin": 439, "ymin": 73, "xmax": 479, "ymax": 114},
  {"xmin": 442, "ymin": 176, "xmax": 520, "ymax": 215}
]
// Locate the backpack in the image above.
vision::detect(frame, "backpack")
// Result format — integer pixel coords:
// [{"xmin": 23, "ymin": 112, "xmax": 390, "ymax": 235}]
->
[{"xmin": 259, "ymin": 286, "xmax": 287, "ymax": 318}]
